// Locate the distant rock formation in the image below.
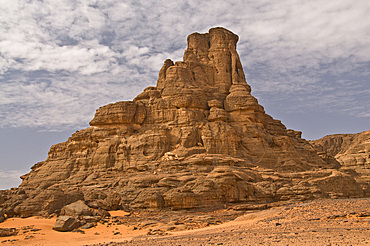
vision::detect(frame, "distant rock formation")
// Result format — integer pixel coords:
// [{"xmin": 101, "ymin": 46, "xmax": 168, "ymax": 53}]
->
[
  {"xmin": 310, "ymin": 130, "xmax": 370, "ymax": 196},
  {"xmin": 0, "ymin": 28, "xmax": 368, "ymax": 218}
]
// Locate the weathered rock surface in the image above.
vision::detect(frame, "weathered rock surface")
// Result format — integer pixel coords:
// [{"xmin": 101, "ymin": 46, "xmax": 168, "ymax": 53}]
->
[
  {"xmin": 310, "ymin": 130, "xmax": 370, "ymax": 167},
  {"xmin": 53, "ymin": 216, "xmax": 80, "ymax": 232},
  {"xmin": 0, "ymin": 209, "xmax": 5, "ymax": 223},
  {"xmin": 61, "ymin": 200, "xmax": 109, "ymax": 218},
  {"xmin": 0, "ymin": 228, "xmax": 18, "ymax": 237},
  {"xmin": 52, "ymin": 201, "xmax": 108, "ymax": 231},
  {"xmin": 61, "ymin": 200, "xmax": 96, "ymax": 218},
  {"xmin": 0, "ymin": 27, "xmax": 368, "ymax": 218},
  {"xmin": 310, "ymin": 130, "xmax": 370, "ymax": 196}
]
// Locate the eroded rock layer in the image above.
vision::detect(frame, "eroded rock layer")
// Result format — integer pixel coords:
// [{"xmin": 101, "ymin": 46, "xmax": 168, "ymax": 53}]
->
[
  {"xmin": 310, "ymin": 130, "xmax": 370, "ymax": 196},
  {"xmin": 0, "ymin": 28, "xmax": 368, "ymax": 218}
]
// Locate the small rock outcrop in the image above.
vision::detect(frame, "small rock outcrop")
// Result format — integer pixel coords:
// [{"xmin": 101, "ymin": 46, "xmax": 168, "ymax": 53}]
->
[
  {"xmin": 53, "ymin": 200, "xmax": 109, "ymax": 232},
  {"xmin": 0, "ymin": 27, "xmax": 368, "ymax": 219}
]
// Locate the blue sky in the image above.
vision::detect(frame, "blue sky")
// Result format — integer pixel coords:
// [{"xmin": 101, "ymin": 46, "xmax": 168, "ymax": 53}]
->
[{"xmin": 0, "ymin": 0, "xmax": 369, "ymax": 189}]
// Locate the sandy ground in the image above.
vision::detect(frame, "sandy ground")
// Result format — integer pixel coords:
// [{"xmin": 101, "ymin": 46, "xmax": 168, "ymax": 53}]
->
[
  {"xmin": 0, "ymin": 211, "xmax": 146, "ymax": 246},
  {"xmin": 1, "ymin": 198, "xmax": 369, "ymax": 246}
]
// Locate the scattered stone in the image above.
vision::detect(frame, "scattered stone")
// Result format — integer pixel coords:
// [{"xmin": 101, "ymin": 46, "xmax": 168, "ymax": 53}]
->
[
  {"xmin": 233, "ymin": 204, "xmax": 268, "ymax": 211},
  {"xmin": 308, "ymin": 218, "xmax": 321, "ymax": 221},
  {"xmin": 1, "ymin": 239, "xmax": 18, "ymax": 243},
  {"xmin": 161, "ymin": 225, "xmax": 176, "ymax": 231},
  {"xmin": 139, "ymin": 220, "xmax": 158, "ymax": 228},
  {"xmin": 81, "ymin": 222, "xmax": 96, "ymax": 229},
  {"xmin": 147, "ymin": 229, "xmax": 167, "ymax": 236},
  {"xmin": 0, "ymin": 228, "xmax": 18, "ymax": 237},
  {"xmin": 72, "ymin": 229, "xmax": 85, "ymax": 234},
  {"xmin": 82, "ymin": 216, "xmax": 101, "ymax": 223}
]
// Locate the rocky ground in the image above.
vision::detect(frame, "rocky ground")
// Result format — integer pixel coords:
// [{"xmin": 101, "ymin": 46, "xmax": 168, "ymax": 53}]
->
[
  {"xmin": 92, "ymin": 198, "xmax": 370, "ymax": 246},
  {"xmin": 1, "ymin": 198, "xmax": 369, "ymax": 245}
]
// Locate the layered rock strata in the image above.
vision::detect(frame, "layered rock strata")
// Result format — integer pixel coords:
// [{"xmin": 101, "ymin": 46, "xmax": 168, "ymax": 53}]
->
[
  {"xmin": 310, "ymin": 130, "xmax": 370, "ymax": 196},
  {"xmin": 0, "ymin": 28, "xmax": 368, "ymax": 218}
]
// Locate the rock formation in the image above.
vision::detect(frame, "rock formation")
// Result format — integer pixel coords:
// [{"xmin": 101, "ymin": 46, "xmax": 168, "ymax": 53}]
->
[
  {"xmin": 310, "ymin": 130, "xmax": 370, "ymax": 196},
  {"xmin": 0, "ymin": 27, "xmax": 368, "ymax": 218},
  {"xmin": 53, "ymin": 200, "xmax": 109, "ymax": 232}
]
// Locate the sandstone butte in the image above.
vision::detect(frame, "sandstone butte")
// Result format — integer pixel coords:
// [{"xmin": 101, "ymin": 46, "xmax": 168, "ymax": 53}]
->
[{"xmin": 0, "ymin": 27, "xmax": 369, "ymax": 219}]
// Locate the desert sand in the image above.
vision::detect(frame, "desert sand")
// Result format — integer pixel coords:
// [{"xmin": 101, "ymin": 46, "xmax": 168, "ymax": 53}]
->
[
  {"xmin": 0, "ymin": 211, "xmax": 145, "ymax": 245},
  {"xmin": 1, "ymin": 198, "xmax": 369, "ymax": 245}
]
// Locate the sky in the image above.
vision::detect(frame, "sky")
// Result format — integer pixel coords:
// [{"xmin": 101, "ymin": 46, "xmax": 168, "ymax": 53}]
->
[{"xmin": 0, "ymin": 0, "xmax": 369, "ymax": 189}]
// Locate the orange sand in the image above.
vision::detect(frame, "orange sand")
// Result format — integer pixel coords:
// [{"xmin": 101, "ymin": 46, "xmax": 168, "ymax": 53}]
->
[{"xmin": 0, "ymin": 211, "xmax": 146, "ymax": 246}]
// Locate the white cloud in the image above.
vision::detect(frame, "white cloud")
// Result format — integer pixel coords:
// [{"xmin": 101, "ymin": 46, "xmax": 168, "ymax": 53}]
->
[
  {"xmin": 0, "ymin": 70, "xmax": 152, "ymax": 129},
  {"xmin": 0, "ymin": 41, "xmax": 120, "ymax": 75},
  {"xmin": 0, "ymin": 0, "xmax": 369, "ymax": 130},
  {"xmin": 0, "ymin": 169, "xmax": 27, "ymax": 190}
]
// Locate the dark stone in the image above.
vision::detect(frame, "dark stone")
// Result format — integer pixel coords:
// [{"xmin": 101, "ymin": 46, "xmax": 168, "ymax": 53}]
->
[
  {"xmin": 0, "ymin": 208, "xmax": 5, "ymax": 223},
  {"xmin": 0, "ymin": 228, "xmax": 18, "ymax": 237},
  {"xmin": 81, "ymin": 222, "xmax": 96, "ymax": 229}
]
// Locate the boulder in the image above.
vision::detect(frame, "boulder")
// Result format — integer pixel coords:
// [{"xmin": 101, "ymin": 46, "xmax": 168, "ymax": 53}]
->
[
  {"xmin": 60, "ymin": 200, "xmax": 95, "ymax": 217},
  {"xmin": 52, "ymin": 216, "xmax": 80, "ymax": 232}
]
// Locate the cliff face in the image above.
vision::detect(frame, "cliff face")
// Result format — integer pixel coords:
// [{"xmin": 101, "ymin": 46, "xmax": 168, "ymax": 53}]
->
[
  {"xmin": 86, "ymin": 27, "xmax": 325, "ymax": 172},
  {"xmin": 0, "ymin": 28, "xmax": 367, "ymax": 218},
  {"xmin": 310, "ymin": 130, "xmax": 370, "ymax": 196},
  {"xmin": 310, "ymin": 130, "xmax": 370, "ymax": 167}
]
